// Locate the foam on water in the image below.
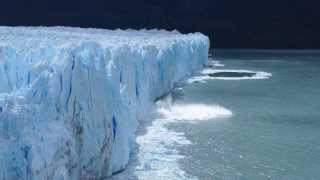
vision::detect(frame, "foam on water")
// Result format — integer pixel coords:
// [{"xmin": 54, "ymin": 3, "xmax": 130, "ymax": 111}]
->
[
  {"xmin": 128, "ymin": 95, "xmax": 232, "ymax": 179},
  {"xmin": 133, "ymin": 115, "xmax": 195, "ymax": 180}
]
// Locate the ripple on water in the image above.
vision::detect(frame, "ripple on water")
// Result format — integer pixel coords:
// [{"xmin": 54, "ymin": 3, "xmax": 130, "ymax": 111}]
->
[{"xmin": 188, "ymin": 69, "xmax": 272, "ymax": 83}]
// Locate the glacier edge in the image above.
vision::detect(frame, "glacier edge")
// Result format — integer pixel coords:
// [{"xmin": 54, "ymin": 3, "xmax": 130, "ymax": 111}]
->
[{"xmin": 0, "ymin": 26, "xmax": 209, "ymax": 180}]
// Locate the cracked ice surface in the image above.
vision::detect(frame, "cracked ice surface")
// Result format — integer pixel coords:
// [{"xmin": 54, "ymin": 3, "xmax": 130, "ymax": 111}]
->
[{"xmin": 0, "ymin": 26, "xmax": 209, "ymax": 180}]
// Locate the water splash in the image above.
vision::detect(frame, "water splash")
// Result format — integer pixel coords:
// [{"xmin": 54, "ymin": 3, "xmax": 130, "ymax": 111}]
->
[
  {"xmin": 130, "ymin": 94, "xmax": 232, "ymax": 179},
  {"xmin": 157, "ymin": 103, "xmax": 232, "ymax": 122}
]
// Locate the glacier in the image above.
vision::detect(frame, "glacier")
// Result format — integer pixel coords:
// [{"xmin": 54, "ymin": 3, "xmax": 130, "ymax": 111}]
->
[{"xmin": 0, "ymin": 26, "xmax": 209, "ymax": 180}]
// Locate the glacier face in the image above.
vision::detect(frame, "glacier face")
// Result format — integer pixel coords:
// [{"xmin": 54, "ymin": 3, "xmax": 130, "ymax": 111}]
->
[{"xmin": 0, "ymin": 26, "xmax": 209, "ymax": 180}]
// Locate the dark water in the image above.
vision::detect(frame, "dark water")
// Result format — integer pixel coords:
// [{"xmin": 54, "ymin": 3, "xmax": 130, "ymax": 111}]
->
[{"xmin": 172, "ymin": 50, "xmax": 320, "ymax": 179}]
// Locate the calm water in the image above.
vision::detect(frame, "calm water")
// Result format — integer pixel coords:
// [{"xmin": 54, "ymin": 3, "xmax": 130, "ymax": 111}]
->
[{"xmin": 111, "ymin": 50, "xmax": 320, "ymax": 180}]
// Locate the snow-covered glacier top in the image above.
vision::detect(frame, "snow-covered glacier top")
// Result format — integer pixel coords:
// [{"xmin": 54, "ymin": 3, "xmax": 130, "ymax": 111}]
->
[
  {"xmin": 0, "ymin": 26, "xmax": 209, "ymax": 180},
  {"xmin": 0, "ymin": 26, "xmax": 206, "ymax": 50}
]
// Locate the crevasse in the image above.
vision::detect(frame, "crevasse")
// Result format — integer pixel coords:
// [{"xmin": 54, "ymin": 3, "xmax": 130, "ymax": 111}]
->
[{"xmin": 0, "ymin": 26, "xmax": 209, "ymax": 180}]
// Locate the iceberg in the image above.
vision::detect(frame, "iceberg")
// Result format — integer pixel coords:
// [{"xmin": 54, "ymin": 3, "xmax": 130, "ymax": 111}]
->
[{"xmin": 0, "ymin": 26, "xmax": 209, "ymax": 179}]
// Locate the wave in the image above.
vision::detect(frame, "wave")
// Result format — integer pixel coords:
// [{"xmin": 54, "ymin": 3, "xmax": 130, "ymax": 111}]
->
[{"xmin": 188, "ymin": 69, "xmax": 272, "ymax": 83}]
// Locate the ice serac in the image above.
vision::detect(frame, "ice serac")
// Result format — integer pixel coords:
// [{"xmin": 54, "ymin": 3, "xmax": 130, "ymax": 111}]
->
[{"xmin": 0, "ymin": 26, "xmax": 209, "ymax": 179}]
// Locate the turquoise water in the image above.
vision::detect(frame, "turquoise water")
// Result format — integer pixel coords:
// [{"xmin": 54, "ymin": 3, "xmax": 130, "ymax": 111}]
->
[
  {"xmin": 173, "ymin": 50, "xmax": 320, "ymax": 179},
  {"xmin": 111, "ymin": 50, "xmax": 320, "ymax": 180}
]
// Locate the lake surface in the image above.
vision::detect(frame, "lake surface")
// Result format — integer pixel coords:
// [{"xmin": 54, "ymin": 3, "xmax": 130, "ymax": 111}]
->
[{"xmin": 111, "ymin": 50, "xmax": 320, "ymax": 180}]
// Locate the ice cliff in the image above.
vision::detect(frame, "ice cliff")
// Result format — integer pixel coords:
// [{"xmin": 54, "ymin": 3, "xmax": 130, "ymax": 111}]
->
[{"xmin": 0, "ymin": 26, "xmax": 209, "ymax": 180}]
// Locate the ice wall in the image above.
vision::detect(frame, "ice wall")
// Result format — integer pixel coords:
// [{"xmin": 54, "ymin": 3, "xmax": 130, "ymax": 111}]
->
[{"xmin": 0, "ymin": 26, "xmax": 209, "ymax": 180}]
